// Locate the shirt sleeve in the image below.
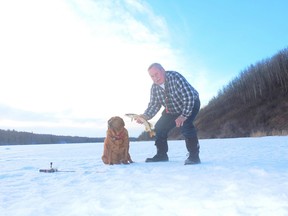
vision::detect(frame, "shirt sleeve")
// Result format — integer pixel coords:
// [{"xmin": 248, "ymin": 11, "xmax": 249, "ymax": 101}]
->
[{"xmin": 178, "ymin": 74, "xmax": 197, "ymax": 118}]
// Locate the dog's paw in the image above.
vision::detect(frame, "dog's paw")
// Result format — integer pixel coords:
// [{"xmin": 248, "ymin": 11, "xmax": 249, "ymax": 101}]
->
[{"xmin": 120, "ymin": 160, "xmax": 129, "ymax": 165}]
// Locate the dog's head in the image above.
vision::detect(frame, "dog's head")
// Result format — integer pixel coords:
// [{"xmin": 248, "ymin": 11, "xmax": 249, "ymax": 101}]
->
[{"xmin": 108, "ymin": 116, "xmax": 125, "ymax": 132}]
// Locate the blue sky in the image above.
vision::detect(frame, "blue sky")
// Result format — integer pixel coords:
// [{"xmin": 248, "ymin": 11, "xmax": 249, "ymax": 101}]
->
[
  {"xmin": 0, "ymin": 0, "xmax": 288, "ymax": 137},
  {"xmin": 147, "ymin": 0, "xmax": 288, "ymax": 93}
]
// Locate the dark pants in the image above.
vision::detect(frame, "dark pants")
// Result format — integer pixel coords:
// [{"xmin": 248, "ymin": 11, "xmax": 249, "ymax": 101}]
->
[{"xmin": 154, "ymin": 98, "xmax": 200, "ymax": 154}]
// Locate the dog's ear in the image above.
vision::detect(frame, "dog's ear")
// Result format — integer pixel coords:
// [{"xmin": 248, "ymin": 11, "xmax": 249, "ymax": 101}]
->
[
  {"xmin": 120, "ymin": 117, "xmax": 125, "ymax": 127},
  {"xmin": 108, "ymin": 117, "xmax": 114, "ymax": 129}
]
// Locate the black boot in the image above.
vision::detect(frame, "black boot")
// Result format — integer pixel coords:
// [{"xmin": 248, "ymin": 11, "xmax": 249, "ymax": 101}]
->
[
  {"xmin": 184, "ymin": 137, "xmax": 201, "ymax": 165},
  {"xmin": 145, "ymin": 153, "xmax": 169, "ymax": 162},
  {"xmin": 146, "ymin": 140, "xmax": 169, "ymax": 162}
]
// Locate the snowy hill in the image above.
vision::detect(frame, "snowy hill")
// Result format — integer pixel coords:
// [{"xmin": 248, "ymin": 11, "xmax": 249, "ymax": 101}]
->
[
  {"xmin": 194, "ymin": 47, "xmax": 288, "ymax": 139},
  {"xmin": 1, "ymin": 136, "xmax": 288, "ymax": 216}
]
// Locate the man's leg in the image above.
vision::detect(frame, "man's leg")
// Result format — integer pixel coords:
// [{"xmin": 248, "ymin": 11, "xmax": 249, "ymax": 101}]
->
[
  {"xmin": 181, "ymin": 98, "xmax": 201, "ymax": 165},
  {"xmin": 146, "ymin": 111, "xmax": 178, "ymax": 162}
]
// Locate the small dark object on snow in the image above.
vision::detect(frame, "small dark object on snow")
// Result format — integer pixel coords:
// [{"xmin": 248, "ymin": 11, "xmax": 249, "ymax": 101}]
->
[
  {"xmin": 39, "ymin": 162, "xmax": 75, "ymax": 173},
  {"xmin": 39, "ymin": 162, "xmax": 58, "ymax": 173},
  {"xmin": 39, "ymin": 168, "xmax": 58, "ymax": 173}
]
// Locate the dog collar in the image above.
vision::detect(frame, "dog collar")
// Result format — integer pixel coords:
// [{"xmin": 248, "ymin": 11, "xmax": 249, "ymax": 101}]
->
[{"xmin": 111, "ymin": 129, "xmax": 125, "ymax": 140}]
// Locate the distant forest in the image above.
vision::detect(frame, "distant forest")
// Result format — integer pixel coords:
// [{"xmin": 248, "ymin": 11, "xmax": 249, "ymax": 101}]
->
[
  {"xmin": 0, "ymin": 129, "xmax": 103, "ymax": 145},
  {"xmin": 0, "ymin": 129, "xmax": 139, "ymax": 145}
]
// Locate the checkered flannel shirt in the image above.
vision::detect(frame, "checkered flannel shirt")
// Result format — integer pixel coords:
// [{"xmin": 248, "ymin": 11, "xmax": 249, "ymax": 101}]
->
[{"xmin": 144, "ymin": 71, "xmax": 199, "ymax": 119}]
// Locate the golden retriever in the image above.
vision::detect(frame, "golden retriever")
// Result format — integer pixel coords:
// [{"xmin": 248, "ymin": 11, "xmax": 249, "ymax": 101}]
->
[{"xmin": 102, "ymin": 116, "xmax": 133, "ymax": 165}]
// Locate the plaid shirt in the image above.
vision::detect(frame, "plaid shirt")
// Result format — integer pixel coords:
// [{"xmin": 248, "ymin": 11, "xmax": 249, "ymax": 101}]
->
[{"xmin": 144, "ymin": 71, "xmax": 199, "ymax": 119}]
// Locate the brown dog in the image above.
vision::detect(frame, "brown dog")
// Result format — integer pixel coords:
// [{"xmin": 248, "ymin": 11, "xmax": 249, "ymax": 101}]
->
[{"xmin": 102, "ymin": 116, "xmax": 133, "ymax": 165}]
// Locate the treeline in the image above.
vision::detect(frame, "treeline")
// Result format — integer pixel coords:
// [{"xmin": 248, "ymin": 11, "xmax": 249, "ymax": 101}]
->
[
  {"xmin": 212, "ymin": 48, "xmax": 288, "ymax": 105},
  {"xmin": 0, "ymin": 129, "xmax": 105, "ymax": 145},
  {"xmin": 194, "ymin": 47, "xmax": 288, "ymax": 138},
  {"xmin": 0, "ymin": 129, "xmax": 138, "ymax": 145}
]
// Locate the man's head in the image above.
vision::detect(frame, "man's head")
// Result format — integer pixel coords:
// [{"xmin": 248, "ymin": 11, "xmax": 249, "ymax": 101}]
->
[{"xmin": 148, "ymin": 63, "xmax": 166, "ymax": 85}]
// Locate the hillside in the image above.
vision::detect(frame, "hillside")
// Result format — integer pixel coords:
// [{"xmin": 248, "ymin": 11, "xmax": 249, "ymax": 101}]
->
[{"xmin": 195, "ymin": 47, "xmax": 288, "ymax": 138}]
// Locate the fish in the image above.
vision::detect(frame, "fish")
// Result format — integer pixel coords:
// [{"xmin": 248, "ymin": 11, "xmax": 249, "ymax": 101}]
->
[{"xmin": 125, "ymin": 113, "xmax": 156, "ymax": 137}]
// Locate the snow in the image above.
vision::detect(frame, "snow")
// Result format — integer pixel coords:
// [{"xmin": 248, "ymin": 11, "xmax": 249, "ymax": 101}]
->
[{"xmin": 1, "ymin": 136, "xmax": 288, "ymax": 216}]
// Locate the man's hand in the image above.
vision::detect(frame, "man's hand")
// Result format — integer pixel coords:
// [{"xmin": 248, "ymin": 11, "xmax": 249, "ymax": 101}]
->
[{"xmin": 175, "ymin": 115, "xmax": 187, "ymax": 127}]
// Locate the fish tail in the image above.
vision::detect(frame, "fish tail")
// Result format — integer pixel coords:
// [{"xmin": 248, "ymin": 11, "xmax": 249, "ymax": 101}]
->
[{"xmin": 149, "ymin": 130, "xmax": 156, "ymax": 137}]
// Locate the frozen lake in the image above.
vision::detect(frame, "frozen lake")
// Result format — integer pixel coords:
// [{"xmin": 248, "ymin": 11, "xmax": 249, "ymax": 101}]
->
[{"xmin": 1, "ymin": 136, "xmax": 288, "ymax": 216}]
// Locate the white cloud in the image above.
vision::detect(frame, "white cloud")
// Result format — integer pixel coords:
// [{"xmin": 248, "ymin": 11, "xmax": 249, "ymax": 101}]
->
[{"xmin": 0, "ymin": 0, "xmax": 187, "ymax": 137}]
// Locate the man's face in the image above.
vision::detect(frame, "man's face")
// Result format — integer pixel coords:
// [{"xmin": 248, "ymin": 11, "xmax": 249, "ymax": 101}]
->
[{"xmin": 148, "ymin": 66, "xmax": 165, "ymax": 85}]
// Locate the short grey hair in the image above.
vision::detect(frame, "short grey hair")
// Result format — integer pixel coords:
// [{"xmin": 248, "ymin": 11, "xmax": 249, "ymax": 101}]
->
[{"xmin": 148, "ymin": 63, "xmax": 164, "ymax": 71}]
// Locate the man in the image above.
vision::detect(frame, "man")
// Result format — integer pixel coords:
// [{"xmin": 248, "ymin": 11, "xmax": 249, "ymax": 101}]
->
[{"xmin": 136, "ymin": 63, "xmax": 201, "ymax": 165}]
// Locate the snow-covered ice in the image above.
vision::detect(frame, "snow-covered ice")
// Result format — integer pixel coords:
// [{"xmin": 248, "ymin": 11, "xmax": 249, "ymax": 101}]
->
[{"xmin": 1, "ymin": 136, "xmax": 288, "ymax": 216}]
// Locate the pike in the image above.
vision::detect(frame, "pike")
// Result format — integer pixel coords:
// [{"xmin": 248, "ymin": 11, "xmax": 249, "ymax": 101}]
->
[{"xmin": 125, "ymin": 113, "xmax": 156, "ymax": 137}]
